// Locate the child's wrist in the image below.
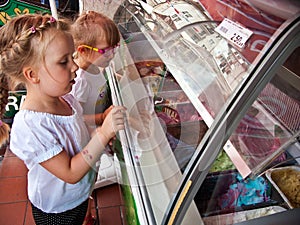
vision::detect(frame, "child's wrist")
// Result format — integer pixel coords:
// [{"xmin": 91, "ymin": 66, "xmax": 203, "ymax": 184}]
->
[{"xmin": 96, "ymin": 127, "xmax": 111, "ymax": 145}]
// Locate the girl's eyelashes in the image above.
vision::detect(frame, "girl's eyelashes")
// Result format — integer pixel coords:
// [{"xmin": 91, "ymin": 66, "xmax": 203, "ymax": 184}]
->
[
  {"xmin": 59, "ymin": 55, "xmax": 74, "ymax": 65},
  {"xmin": 59, "ymin": 59, "xmax": 68, "ymax": 65}
]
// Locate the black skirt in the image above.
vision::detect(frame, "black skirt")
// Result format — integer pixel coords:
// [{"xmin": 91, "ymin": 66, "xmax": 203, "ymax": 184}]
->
[{"xmin": 31, "ymin": 199, "xmax": 89, "ymax": 225}]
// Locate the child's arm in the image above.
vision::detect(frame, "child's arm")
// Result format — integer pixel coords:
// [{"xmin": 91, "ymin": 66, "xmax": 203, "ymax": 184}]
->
[{"xmin": 40, "ymin": 105, "xmax": 125, "ymax": 184}]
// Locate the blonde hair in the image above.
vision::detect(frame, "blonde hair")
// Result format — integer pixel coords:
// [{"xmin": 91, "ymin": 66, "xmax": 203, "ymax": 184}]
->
[
  {"xmin": 0, "ymin": 74, "xmax": 10, "ymax": 147},
  {"xmin": 72, "ymin": 10, "xmax": 120, "ymax": 48},
  {"xmin": 0, "ymin": 13, "xmax": 71, "ymax": 147}
]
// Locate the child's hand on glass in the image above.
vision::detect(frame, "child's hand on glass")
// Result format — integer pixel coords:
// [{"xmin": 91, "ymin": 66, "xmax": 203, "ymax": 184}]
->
[
  {"xmin": 98, "ymin": 106, "xmax": 126, "ymax": 141},
  {"xmin": 103, "ymin": 105, "xmax": 114, "ymax": 119}
]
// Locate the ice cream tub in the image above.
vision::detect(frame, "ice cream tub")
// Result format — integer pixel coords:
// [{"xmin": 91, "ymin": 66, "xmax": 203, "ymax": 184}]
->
[
  {"xmin": 266, "ymin": 166, "xmax": 300, "ymax": 208},
  {"xmin": 202, "ymin": 206, "xmax": 286, "ymax": 225},
  {"xmin": 195, "ymin": 170, "xmax": 284, "ymax": 216}
]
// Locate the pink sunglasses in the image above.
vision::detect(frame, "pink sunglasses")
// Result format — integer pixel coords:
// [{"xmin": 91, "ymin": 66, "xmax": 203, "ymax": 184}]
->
[{"xmin": 80, "ymin": 44, "xmax": 119, "ymax": 56}]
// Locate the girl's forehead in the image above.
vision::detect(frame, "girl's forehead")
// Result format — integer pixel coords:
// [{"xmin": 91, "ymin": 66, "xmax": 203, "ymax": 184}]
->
[{"xmin": 52, "ymin": 31, "xmax": 73, "ymax": 43}]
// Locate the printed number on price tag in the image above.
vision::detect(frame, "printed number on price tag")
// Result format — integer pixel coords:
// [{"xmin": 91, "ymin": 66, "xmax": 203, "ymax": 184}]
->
[{"xmin": 215, "ymin": 18, "xmax": 253, "ymax": 48}]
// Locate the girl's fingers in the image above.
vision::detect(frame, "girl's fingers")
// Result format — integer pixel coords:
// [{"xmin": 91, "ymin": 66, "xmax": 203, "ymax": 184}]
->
[
  {"xmin": 112, "ymin": 106, "xmax": 126, "ymax": 113},
  {"xmin": 110, "ymin": 106, "xmax": 126, "ymax": 132}
]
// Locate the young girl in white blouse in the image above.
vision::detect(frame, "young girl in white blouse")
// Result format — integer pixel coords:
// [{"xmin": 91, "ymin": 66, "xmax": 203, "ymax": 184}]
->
[{"xmin": 0, "ymin": 14, "xmax": 125, "ymax": 225}]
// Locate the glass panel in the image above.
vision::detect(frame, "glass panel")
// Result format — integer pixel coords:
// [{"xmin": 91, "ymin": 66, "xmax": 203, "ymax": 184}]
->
[
  {"xmin": 110, "ymin": 40, "xmax": 204, "ymax": 224},
  {"xmin": 111, "ymin": 14, "xmax": 254, "ymax": 225},
  {"xmin": 229, "ymin": 47, "xmax": 300, "ymax": 176},
  {"xmin": 111, "ymin": 25, "xmax": 251, "ymax": 225},
  {"xmin": 189, "ymin": 47, "xmax": 300, "ymax": 225}
]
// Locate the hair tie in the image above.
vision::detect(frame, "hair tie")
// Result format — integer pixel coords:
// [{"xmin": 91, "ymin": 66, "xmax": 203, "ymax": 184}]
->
[
  {"xmin": 49, "ymin": 17, "xmax": 56, "ymax": 23},
  {"xmin": 0, "ymin": 119, "xmax": 3, "ymax": 127},
  {"xmin": 30, "ymin": 26, "xmax": 36, "ymax": 34}
]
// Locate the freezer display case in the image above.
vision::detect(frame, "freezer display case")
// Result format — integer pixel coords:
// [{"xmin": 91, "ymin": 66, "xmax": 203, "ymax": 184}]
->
[{"xmin": 86, "ymin": 1, "xmax": 300, "ymax": 224}]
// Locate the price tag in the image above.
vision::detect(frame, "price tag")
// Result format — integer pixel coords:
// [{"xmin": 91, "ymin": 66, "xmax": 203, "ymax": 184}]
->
[{"xmin": 215, "ymin": 18, "xmax": 253, "ymax": 48}]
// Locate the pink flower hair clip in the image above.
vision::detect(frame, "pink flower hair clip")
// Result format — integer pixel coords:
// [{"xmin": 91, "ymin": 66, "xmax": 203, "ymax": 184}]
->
[
  {"xmin": 30, "ymin": 26, "xmax": 36, "ymax": 34},
  {"xmin": 49, "ymin": 16, "xmax": 56, "ymax": 23}
]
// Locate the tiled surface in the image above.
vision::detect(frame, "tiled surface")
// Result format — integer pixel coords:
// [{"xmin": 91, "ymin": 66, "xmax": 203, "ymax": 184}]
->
[
  {"xmin": 0, "ymin": 146, "xmax": 33, "ymax": 225},
  {"xmin": 94, "ymin": 183, "xmax": 125, "ymax": 224},
  {"xmin": 96, "ymin": 183, "xmax": 123, "ymax": 208},
  {"xmin": 98, "ymin": 206, "xmax": 125, "ymax": 225},
  {"xmin": 0, "ymin": 146, "xmax": 124, "ymax": 225}
]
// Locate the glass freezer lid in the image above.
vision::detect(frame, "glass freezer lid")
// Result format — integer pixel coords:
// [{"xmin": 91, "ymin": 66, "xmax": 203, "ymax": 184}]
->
[
  {"xmin": 111, "ymin": 21, "xmax": 249, "ymax": 179},
  {"xmin": 113, "ymin": 0, "xmax": 300, "ymax": 178}
]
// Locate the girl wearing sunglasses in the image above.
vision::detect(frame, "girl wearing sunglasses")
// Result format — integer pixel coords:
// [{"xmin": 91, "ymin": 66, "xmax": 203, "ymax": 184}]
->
[{"xmin": 70, "ymin": 10, "xmax": 121, "ymax": 225}]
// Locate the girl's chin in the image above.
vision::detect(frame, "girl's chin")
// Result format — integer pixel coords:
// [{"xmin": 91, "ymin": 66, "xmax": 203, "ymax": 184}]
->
[{"xmin": 66, "ymin": 84, "xmax": 74, "ymax": 93}]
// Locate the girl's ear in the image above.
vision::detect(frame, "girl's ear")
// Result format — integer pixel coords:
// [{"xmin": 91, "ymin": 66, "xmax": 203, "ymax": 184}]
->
[
  {"xmin": 77, "ymin": 45, "xmax": 87, "ymax": 54},
  {"xmin": 23, "ymin": 67, "xmax": 40, "ymax": 84}
]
